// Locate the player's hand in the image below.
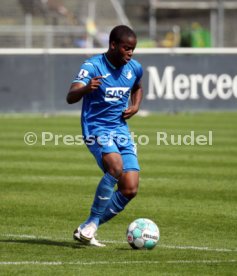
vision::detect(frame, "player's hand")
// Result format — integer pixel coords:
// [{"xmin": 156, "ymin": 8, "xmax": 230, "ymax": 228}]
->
[
  {"xmin": 86, "ymin": 76, "xmax": 103, "ymax": 92},
  {"xmin": 122, "ymin": 106, "xmax": 139, "ymax": 120}
]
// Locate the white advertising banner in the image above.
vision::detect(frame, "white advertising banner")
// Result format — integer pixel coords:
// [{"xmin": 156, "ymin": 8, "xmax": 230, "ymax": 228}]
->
[{"xmin": 0, "ymin": 49, "xmax": 236, "ymax": 112}]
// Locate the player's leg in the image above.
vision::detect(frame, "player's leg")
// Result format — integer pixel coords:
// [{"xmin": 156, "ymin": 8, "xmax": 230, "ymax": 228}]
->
[
  {"xmin": 78, "ymin": 140, "xmax": 123, "ymax": 242},
  {"xmin": 82, "ymin": 152, "xmax": 123, "ymax": 228},
  {"xmin": 99, "ymin": 170, "xmax": 139, "ymax": 225},
  {"xmin": 99, "ymin": 134, "xmax": 140, "ymax": 225},
  {"xmin": 118, "ymin": 170, "xmax": 139, "ymax": 198}
]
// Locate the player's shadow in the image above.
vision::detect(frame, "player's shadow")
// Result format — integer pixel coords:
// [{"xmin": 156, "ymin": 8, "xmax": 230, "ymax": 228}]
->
[{"xmin": 0, "ymin": 239, "xmax": 86, "ymax": 249}]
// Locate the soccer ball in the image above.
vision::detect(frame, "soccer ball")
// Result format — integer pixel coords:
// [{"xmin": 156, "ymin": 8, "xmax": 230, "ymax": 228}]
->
[{"xmin": 126, "ymin": 218, "xmax": 160, "ymax": 250}]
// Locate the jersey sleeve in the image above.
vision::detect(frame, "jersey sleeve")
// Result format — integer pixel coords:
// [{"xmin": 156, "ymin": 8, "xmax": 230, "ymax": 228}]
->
[
  {"xmin": 72, "ymin": 62, "xmax": 96, "ymax": 85},
  {"xmin": 134, "ymin": 62, "xmax": 143, "ymax": 87}
]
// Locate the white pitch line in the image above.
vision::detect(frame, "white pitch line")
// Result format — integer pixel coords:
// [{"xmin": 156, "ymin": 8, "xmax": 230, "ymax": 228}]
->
[
  {"xmin": 101, "ymin": 240, "xmax": 237, "ymax": 252},
  {"xmin": 2, "ymin": 234, "xmax": 50, "ymax": 239},
  {"xmin": 2, "ymin": 234, "xmax": 237, "ymax": 253},
  {"xmin": 0, "ymin": 260, "xmax": 236, "ymax": 266},
  {"xmin": 159, "ymin": 244, "xmax": 237, "ymax": 253},
  {"xmin": 0, "ymin": 261, "xmax": 62, "ymax": 266}
]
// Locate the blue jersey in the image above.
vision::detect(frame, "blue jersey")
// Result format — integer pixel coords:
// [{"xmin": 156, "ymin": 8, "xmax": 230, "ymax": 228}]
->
[{"xmin": 73, "ymin": 53, "xmax": 143, "ymax": 138}]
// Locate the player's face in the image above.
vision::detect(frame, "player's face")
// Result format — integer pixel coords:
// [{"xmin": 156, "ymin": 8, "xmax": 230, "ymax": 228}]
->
[{"xmin": 113, "ymin": 36, "xmax": 137, "ymax": 66}]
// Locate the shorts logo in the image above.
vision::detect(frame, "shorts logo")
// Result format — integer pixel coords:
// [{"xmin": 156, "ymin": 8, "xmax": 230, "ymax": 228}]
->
[
  {"xmin": 78, "ymin": 69, "xmax": 89, "ymax": 79},
  {"xmin": 105, "ymin": 87, "xmax": 130, "ymax": 102}
]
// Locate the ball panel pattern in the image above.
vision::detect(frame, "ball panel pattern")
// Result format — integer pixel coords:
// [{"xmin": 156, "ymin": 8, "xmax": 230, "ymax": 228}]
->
[{"xmin": 126, "ymin": 218, "xmax": 160, "ymax": 250}]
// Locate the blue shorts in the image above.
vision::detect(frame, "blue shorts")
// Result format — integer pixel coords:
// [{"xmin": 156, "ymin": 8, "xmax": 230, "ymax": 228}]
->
[{"xmin": 85, "ymin": 133, "xmax": 140, "ymax": 173}]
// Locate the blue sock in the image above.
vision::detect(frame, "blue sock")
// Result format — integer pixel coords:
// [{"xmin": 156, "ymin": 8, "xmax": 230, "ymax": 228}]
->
[
  {"xmin": 99, "ymin": 190, "xmax": 130, "ymax": 225},
  {"xmin": 80, "ymin": 172, "xmax": 117, "ymax": 228}
]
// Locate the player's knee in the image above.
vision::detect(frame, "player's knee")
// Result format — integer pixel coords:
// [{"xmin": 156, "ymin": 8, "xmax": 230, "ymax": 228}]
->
[
  {"xmin": 103, "ymin": 153, "xmax": 123, "ymax": 179},
  {"xmin": 121, "ymin": 186, "xmax": 138, "ymax": 199},
  {"xmin": 126, "ymin": 190, "xmax": 138, "ymax": 199},
  {"xmin": 107, "ymin": 165, "xmax": 123, "ymax": 179}
]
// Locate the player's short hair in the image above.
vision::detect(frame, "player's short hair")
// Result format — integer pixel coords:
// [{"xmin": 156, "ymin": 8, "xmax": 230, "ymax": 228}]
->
[{"xmin": 109, "ymin": 25, "xmax": 136, "ymax": 44}]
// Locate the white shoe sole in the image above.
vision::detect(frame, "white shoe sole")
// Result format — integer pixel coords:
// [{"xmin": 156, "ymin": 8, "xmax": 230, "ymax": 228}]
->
[
  {"xmin": 90, "ymin": 237, "xmax": 106, "ymax": 247},
  {"xmin": 73, "ymin": 228, "xmax": 106, "ymax": 247}
]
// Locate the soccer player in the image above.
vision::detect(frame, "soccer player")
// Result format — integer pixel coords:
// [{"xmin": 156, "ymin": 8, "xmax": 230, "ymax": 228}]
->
[{"xmin": 66, "ymin": 25, "xmax": 143, "ymax": 247}]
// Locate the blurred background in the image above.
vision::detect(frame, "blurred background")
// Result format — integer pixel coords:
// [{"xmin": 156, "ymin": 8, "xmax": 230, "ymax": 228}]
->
[
  {"xmin": 0, "ymin": 0, "xmax": 236, "ymax": 49},
  {"xmin": 0, "ymin": 1, "xmax": 237, "ymax": 113}
]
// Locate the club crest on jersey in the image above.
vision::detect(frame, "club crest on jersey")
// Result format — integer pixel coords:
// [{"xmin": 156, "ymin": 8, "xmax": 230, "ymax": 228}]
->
[
  {"xmin": 105, "ymin": 87, "xmax": 130, "ymax": 102},
  {"xmin": 124, "ymin": 70, "xmax": 133, "ymax": 79},
  {"xmin": 78, "ymin": 69, "xmax": 89, "ymax": 79}
]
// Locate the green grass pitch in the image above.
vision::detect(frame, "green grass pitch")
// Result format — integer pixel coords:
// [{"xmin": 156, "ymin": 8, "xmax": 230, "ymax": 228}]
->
[{"xmin": 0, "ymin": 112, "xmax": 236, "ymax": 275}]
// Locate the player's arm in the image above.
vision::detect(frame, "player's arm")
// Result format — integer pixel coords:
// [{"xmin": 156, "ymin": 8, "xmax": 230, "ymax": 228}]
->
[
  {"xmin": 67, "ymin": 76, "xmax": 103, "ymax": 104},
  {"xmin": 123, "ymin": 82, "xmax": 143, "ymax": 119}
]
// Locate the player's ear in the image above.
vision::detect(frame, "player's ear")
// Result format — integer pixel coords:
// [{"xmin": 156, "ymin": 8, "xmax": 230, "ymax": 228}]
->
[{"xmin": 110, "ymin": 41, "xmax": 116, "ymax": 50}]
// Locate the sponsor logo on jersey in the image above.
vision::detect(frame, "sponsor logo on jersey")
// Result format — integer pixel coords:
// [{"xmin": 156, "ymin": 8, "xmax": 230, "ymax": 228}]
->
[
  {"xmin": 105, "ymin": 87, "xmax": 130, "ymax": 102},
  {"xmin": 78, "ymin": 69, "xmax": 89, "ymax": 79}
]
